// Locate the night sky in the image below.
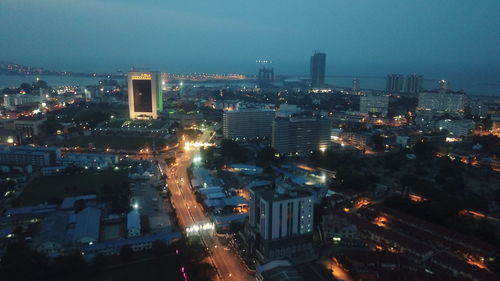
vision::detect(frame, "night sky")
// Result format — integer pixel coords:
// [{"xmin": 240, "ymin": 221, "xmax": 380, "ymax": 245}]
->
[{"xmin": 1, "ymin": 0, "xmax": 500, "ymax": 80}]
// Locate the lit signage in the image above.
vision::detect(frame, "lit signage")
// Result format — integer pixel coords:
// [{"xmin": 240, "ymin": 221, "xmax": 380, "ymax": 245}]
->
[{"xmin": 131, "ymin": 74, "xmax": 152, "ymax": 80}]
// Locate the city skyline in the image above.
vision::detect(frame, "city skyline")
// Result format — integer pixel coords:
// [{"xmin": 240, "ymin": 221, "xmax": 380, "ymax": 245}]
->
[
  {"xmin": 1, "ymin": 1, "xmax": 500, "ymax": 77},
  {"xmin": 1, "ymin": 1, "xmax": 500, "ymax": 280}
]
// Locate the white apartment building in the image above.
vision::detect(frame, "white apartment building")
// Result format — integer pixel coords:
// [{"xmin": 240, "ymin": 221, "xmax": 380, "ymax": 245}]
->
[{"xmin": 223, "ymin": 109, "xmax": 275, "ymax": 140}]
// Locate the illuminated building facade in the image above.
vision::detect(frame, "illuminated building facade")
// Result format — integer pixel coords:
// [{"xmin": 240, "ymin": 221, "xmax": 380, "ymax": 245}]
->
[
  {"xmin": 418, "ymin": 91, "xmax": 465, "ymax": 113},
  {"xmin": 248, "ymin": 184, "xmax": 314, "ymax": 262},
  {"xmin": 360, "ymin": 93, "xmax": 389, "ymax": 117},
  {"xmin": 128, "ymin": 71, "xmax": 163, "ymax": 119},
  {"xmin": 223, "ymin": 109, "xmax": 275, "ymax": 140},
  {"xmin": 272, "ymin": 116, "xmax": 331, "ymax": 155}
]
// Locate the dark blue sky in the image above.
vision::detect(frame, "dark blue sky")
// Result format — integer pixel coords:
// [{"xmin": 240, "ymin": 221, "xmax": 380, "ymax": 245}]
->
[{"xmin": 1, "ymin": 0, "xmax": 500, "ymax": 79}]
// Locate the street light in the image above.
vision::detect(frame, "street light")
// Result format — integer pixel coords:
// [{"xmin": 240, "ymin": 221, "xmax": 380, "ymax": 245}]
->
[{"xmin": 193, "ymin": 155, "xmax": 202, "ymax": 164}]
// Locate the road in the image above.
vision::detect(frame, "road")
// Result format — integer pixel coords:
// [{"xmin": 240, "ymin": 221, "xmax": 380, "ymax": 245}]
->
[{"xmin": 160, "ymin": 133, "xmax": 252, "ymax": 281}]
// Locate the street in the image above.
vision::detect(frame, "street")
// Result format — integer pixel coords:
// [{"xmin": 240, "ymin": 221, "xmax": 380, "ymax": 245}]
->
[{"xmin": 160, "ymin": 132, "xmax": 253, "ymax": 281}]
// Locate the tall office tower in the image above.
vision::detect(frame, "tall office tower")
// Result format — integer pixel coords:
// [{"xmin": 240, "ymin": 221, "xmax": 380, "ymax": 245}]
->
[
  {"xmin": 258, "ymin": 67, "xmax": 274, "ymax": 88},
  {"xmin": 386, "ymin": 74, "xmax": 405, "ymax": 93},
  {"xmin": 248, "ymin": 184, "xmax": 314, "ymax": 262},
  {"xmin": 223, "ymin": 109, "xmax": 275, "ymax": 140},
  {"xmin": 352, "ymin": 78, "xmax": 360, "ymax": 92},
  {"xmin": 128, "ymin": 71, "xmax": 162, "ymax": 119},
  {"xmin": 310, "ymin": 52, "xmax": 326, "ymax": 88},
  {"xmin": 272, "ymin": 116, "xmax": 331, "ymax": 155},
  {"xmin": 418, "ymin": 91, "xmax": 465, "ymax": 113},
  {"xmin": 438, "ymin": 80, "xmax": 449, "ymax": 91},
  {"xmin": 360, "ymin": 93, "xmax": 390, "ymax": 117},
  {"xmin": 405, "ymin": 74, "xmax": 423, "ymax": 94}
]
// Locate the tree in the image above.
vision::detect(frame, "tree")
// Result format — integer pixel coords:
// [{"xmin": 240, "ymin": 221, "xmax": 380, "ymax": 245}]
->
[
  {"xmin": 180, "ymin": 101, "xmax": 197, "ymax": 112},
  {"xmin": 495, "ymin": 190, "xmax": 500, "ymax": 205},
  {"xmin": 19, "ymin": 83, "xmax": 32, "ymax": 94},
  {"xmin": 91, "ymin": 253, "xmax": 111, "ymax": 271},
  {"xmin": 220, "ymin": 139, "xmax": 250, "ymax": 163},
  {"xmin": 39, "ymin": 117, "xmax": 64, "ymax": 135},
  {"xmin": 152, "ymin": 240, "xmax": 168, "ymax": 256},
  {"xmin": 475, "ymin": 220, "xmax": 499, "ymax": 245},
  {"xmin": 371, "ymin": 134, "xmax": 385, "ymax": 151},
  {"xmin": 0, "ymin": 243, "xmax": 48, "ymax": 281},
  {"xmin": 256, "ymin": 146, "xmax": 281, "ymax": 167},
  {"xmin": 119, "ymin": 245, "xmax": 133, "ymax": 261},
  {"xmin": 32, "ymin": 80, "xmax": 49, "ymax": 90},
  {"xmin": 413, "ymin": 139, "xmax": 435, "ymax": 160},
  {"xmin": 48, "ymin": 252, "xmax": 88, "ymax": 281}
]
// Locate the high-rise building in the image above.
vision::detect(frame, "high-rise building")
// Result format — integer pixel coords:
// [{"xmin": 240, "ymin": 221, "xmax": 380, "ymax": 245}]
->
[
  {"xmin": 360, "ymin": 93, "xmax": 390, "ymax": 117},
  {"xmin": 468, "ymin": 99, "xmax": 488, "ymax": 118},
  {"xmin": 386, "ymin": 74, "xmax": 405, "ymax": 93},
  {"xmin": 352, "ymin": 78, "xmax": 360, "ymax": 92},
  {"xmin": 436, "ymin": 119, "xmax": 475, "ymax": 137},
  {"xmin": 272, "ymin": 116, "xmax": 331, "ymax": 155},
  {"xmin": 405, "ymin": 74, "xmax": 423, "ymax": 94},
  {"xmin": 258, "ymin": 67, "xmax": 274, "ymax": 88},
  {"xmin": 248, "ymin": 184, "xmax": 314, "ymax": 262},
  {"xmin": 223, "ymin": 109, "xmax": 275, "ymax": 140},
  {"xmin": 128, "ymin": 71, "xmax": 162, "ymax": 119},
  {"xmin": 310, "ymin": 52, "xmax": 326, "ymax": 88},
  {"xmin": 418, "ymin": 91, "xmax": 465, "ymax": 113}
]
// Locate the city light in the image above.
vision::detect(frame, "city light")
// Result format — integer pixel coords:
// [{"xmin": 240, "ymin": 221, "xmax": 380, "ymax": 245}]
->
[
  {"xmin": 193, "ymin": 155, "xmax": 202, "ymax": 164},
  {"xmin": 184, "ymin": 141, "xmax": 215, "ymax": 150},
  {"xmin": 186, "ymin": 222, "xmax": 215, "ymax": 235}
]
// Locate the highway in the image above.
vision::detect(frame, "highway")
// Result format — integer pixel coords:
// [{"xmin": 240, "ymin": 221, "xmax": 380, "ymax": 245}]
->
[{"xmin": 160, "ymin": 132, "xmax": 252, "ymax": 281}]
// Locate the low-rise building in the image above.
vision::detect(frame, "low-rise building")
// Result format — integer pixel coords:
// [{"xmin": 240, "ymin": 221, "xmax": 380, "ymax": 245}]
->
[
  {"xmin": 33, "ymin": 212, "xmax": 70, "ymax": 255},
  {"xmin": 81, "ymin": 232, "xmax": 182, "ymax": 260},
  {"xmin": 73, "ymin": 207, "xmax": 101, "ymax": 244},
  {"xmin": 127, "ymin": 210, "xmax": 141, "ymax": 237},
  {"xmin": 322, "ymin": 214, "xmax": 358, "ymax": 242},
  {"xmin": 60, "ymin": 153, "xmax": 119, "ymax": 168},
  {"xmin": 13, "ymin": 115, "xmax": 47, "ymax": 141}
]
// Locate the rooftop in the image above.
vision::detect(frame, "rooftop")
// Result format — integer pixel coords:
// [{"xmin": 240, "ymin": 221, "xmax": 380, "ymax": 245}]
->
[
  {"xmin": 73, "ymin": 207, "xmax": 101, "ymax": 243},
  {"xmin": 127, "ymin": 210, "xmax": 141, "ymax": 230},
  {"xmin": 34, "ymin": 212, "xmax": 70, "ymax": 247}
]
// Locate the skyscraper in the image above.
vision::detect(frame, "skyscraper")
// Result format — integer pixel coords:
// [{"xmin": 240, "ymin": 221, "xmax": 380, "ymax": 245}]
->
[
  {"xmin": 248, "ymin": 184, "xmax": 314, "ymax": 262},
  {"xmin": 310, "ymin": 52, "xmax": 326, "ymax": 88},
  {"xmin": 405, "ymin": 74, "xmax": 423, "ymax": 94},
  {"xmin": 386, "ymin": 74, "xmax": 405, "ymax": 93},
  {"xmin": 128, "ymin": 71, "xmax": 162, "ymax": 119},
  {"xmin": 272, "ymin": 116, "xmax": 331, "ymax": 155},
  {"xmin": 258, "ymin": 67, "xmax": 274, "ymax": 88},
  {"xmin": 352, "ymin": 78, "xmax": 360, "ymax": 92}
]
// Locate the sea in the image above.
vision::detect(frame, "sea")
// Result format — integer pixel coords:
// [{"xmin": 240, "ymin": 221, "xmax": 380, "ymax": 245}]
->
[{"xmin": 0, "ymin": 73, "xmax": 498, "ymax": 97}]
